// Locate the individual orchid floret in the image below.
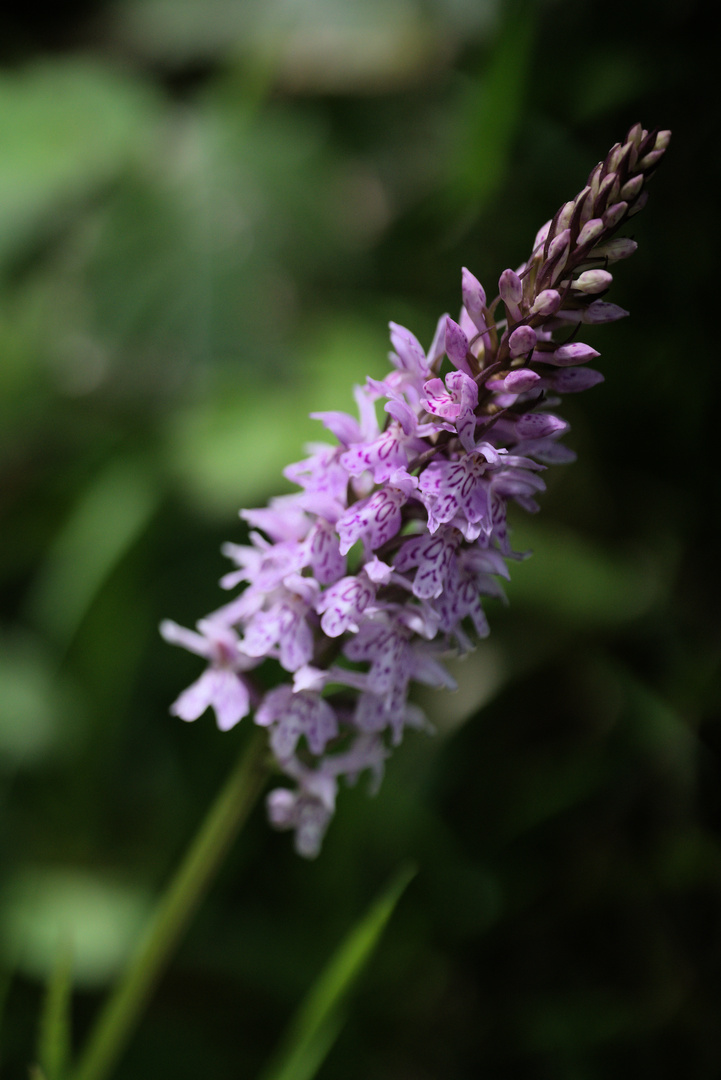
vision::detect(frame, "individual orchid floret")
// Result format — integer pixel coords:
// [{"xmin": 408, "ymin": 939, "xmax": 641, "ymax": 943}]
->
[
  {"xmin": 378, "ymin": 321, "xmax": 437, "ymax": 405},
  {"xmin": 340, "ymin": 395, "xmax": 427, "ymax": 484},
  {"xmin": 160, "ymin": 619, "xmax": 259, "ymax": 731},
  {"xmin": 283, "ymin": 443, "xmax": 349, "ymax": 509},
  {"xmin": 162, "ymin": 123, "xmax": 669, "ymax": 857},
  {"xmin": 421, "ymin": 370, "xmax": 479, "ymax": 451},
  {"xmin": 336, "ymin": 469, "xmax": 418, "ymax": 555},
  {"xmin": 311, "ymin": 384, "xmax": 378, "ymax": 449},
  {"xmin": 394, "ymin": 526, "xmax": 463, "ymax": 600},
  {"xmin": 315, "ymin": 558, "xmax": 393, "ymax": 638},
  {"xmin": 241, "ymin": 575, "xmax": 319, "ymax": 672},
  {"xmin": 255, "ymin": 685, "xmax": 338, "ymax": 762}
]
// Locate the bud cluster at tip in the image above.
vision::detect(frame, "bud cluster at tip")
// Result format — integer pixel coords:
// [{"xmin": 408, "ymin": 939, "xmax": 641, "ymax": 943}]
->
[
  {"xmin": 162, "ymin": 125, "xmax": 669, "ymax": 857},
  {"xmin": 489, "ymin": 123, "xmax": 671, "ymax": 369}
]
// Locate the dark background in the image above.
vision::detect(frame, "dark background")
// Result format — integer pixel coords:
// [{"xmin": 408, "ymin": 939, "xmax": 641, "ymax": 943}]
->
[{"xmin": 1, "ymin": 0, "xmax": 719, "ymax": 1076}]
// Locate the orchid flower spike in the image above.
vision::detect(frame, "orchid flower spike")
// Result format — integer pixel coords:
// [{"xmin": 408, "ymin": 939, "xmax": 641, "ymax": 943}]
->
[{"xmin": 163, "ymin": 124, "xmax": 670, "ymax": 857}]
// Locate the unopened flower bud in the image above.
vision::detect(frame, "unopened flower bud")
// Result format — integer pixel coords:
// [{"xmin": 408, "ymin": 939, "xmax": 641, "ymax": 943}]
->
[
  {"xmin": 499, "ymin": 268, "xmax": 524, "ymax": 323},
  {"xmin": 462, "ymin": 267, "xmax": 487, "ymax": 332},
  {"xmin": 626, "ymin": 122, "xmax": 645, "ymax": 148},
  {"xmin": 503, "ymin": 369, "xmax": 541, "ymax": 393},
  {"xmin": 637, "ymin": 148, "xmax": 665, "ymax": 171},
  {"xmin": 620, "ymin": 174, "xmax": 644, "ymax": 201},
  {"xmin": 582, "ymin": 300, "xmax": 629, "ymax": 323},
  {"xmin": 533, "ymin": 219, "xmax": 552, "ymax": 252},
  {"xmin": 655, "ymin": 130, "xmax": 672, "ymax": 151},
  {"xmin": 515, "ymin": 412, "xmax": 568, "ymax": 439},
  {"xmin": 591, "ymin": 238, "xmax": 637, "ymax": 262},
  {"xmin": 573, "ymin": 269, "xmax": 613, "ymax": 294},
  {"xmin": 588, "ymin": 162, "xmax": 603, "ymax": 198},
  {"xmin": 499, "ymin": 268, "xmax": 523, "ymax": 305},
  {"xmin": 557, "ymin": 201, "xmax": 576, "ymax": 231},
  {"xmin": 508, "ymin": 325, "xmax": 537, "ymax": 357},
  {"xmin": 550, "ymin": 342, "xmax": 600, "ymax": 367},
  {"xmin": 595, "ymin": 172, "xmax": 619, "ymax": 211},
  {"xmin": 547, "ymin": 229, "xmax": 571, "ymax": 262},
  {"xmin": 577, "ymin": 218, "xmax": 605, "ymax": 247},
  {"xmin": 606, "ymin": 142, "xmax": 623, "ymax": 173},
  {"xmin": 444, "ymin": 316, "xmax": 472, "ymax": 374},
  {"xmin": 531, "ymin": 289, "xmax": 562, "ymax": 316},
  {"xmin": 549, "ymin": 368, "xmax": 605, "ymax": 393},
  {"xmin": 628, "ymin": 191, "xmax": 649, "ymax": 216},
  {"xmin": 602, "ymin": 202, "xmax": 628, "ymax": 229}
]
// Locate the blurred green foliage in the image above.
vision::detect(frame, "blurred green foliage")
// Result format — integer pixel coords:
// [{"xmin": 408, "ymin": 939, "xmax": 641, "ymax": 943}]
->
[{"xmin": 1, "ymin": 0, "xmax": 719, "ymax": 1077}]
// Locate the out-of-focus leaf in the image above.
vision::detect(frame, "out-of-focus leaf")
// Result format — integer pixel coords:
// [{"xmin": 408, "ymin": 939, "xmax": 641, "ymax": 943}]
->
[
  {"xmin": 500, "ymin": 752, "xmax": 611, "ymax": 843},
  {"xmin": 419, "ymin": 642, "xmax": 507, "ymax": 734},
  {"xmin": 0, "ymin": 868, "xmax": 152, "ymax": 989},
  {"xmin": 613, "ymin": 663, "xmax": 698, "ymax": 780},
  {"xmin": 258, "ymin": 862, "xmax": 416, "ymax": 1080},
  {"xmin": 0, "ymin": 630, "xmax": 78, "ymax": 765},
  {"xmin": 24, "ymin": 456, "xmax": 158, "ymax": 648},
  {"xmin": 114, "ymin": 0, "xmax": 439, "ymax": 92},
  {"xmin": 0, "ymin": 292, "xmax": 50, "ymax": 445},
  {"xmin": 36, "ymin": 940, "xmax": 73, "ymax": 1080},
  {"xmin": 522, "ymin": 991, "xmax": 637, "ymax": 1052},
  {"xmin": 571, "ymin": 48, "xmax": 655, "ymax": 123},
  {"xmin": 0, "ymin": 62, "xmax": 158, "ymax": 266},
  {"xmin": 505, "ymin": 521, "xmax": 663, "ymax": 625},
  {"xmin": 45, "ymin": 99, "xmax": 380, "ymax": 404},
  {"xmin": 449, "ymin": 0, "xmax": 536, "ymax": 213},
  {"xmin": 164, "ymin": 314, "xmax": 388, "ymax": 515}
]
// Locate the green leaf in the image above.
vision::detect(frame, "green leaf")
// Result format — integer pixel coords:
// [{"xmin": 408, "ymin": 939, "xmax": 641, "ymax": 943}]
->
[
  {"xmin": 449, "ymin": 0, "xmax": 536, "ymax": 214},
  {"xmin": 258, "ymin": 862, "xmax": 416, "ymax": 1080},
  {"xmin": 36, "ymin": 941, "xmax": 74, "ymax": 1080},
  {"xmin": 23, "ymin": 455, "xmax": 158, "ymax": 648},
  {"xmin": 0, "ymin": 61, "xmax": 158, "ymax": 266},
  {"xmin": 504, "ymin": 521, "xmax": 662, "ymax": 626},
  {"xmin": 612, "ymin": 662, "xmax": 698, "ymax": 779},
  {"xmin": 0, "ymin": 868, "xmax": 152, "ymax": 989},
  {"xmin": 0, "ymin": 630, "xmax": 63, "ymax": 764},
  {"xmin": 164, "ymin": 314, "xmax": 388, "ymax": 516},
  {"xmin": 571, "ymin": 47, "xmax": 654, "ymax": 123}
]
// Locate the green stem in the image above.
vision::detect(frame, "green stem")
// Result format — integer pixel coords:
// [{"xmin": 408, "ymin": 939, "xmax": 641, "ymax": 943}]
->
[{"xmin": 71, "ymin": 729, "xmax": 269, "ymax": 1080}]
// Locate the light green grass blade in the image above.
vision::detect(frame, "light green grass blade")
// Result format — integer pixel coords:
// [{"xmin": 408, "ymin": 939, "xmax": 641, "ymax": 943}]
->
[
  {"xmin": 24, "ymin": 455, "xmax": 157, "ymax": 648},
  {"xmin": 36, "ymin": 940, "xmax": 74, "ymax": 1080},
  {"xmin": 259, "ymin": 861, "xmax": 416, "ymax": 1080}
]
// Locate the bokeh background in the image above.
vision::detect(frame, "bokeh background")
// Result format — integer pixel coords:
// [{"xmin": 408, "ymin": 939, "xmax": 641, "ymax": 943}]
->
[{"xmin": 1, "ymin": 0, "xmax": 719, "ymax": 1076}]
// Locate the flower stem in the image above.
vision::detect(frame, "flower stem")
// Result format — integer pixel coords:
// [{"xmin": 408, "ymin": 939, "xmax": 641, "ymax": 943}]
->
[{"xmin": 71, "ymin": 729, "xmax": 269, "ymax": 1080}]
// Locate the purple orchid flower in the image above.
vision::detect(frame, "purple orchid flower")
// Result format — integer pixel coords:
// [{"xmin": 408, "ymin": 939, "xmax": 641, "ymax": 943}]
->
[{"xmin": 163, "ymin": 124, "xmax": 670, "ymax": 856}]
